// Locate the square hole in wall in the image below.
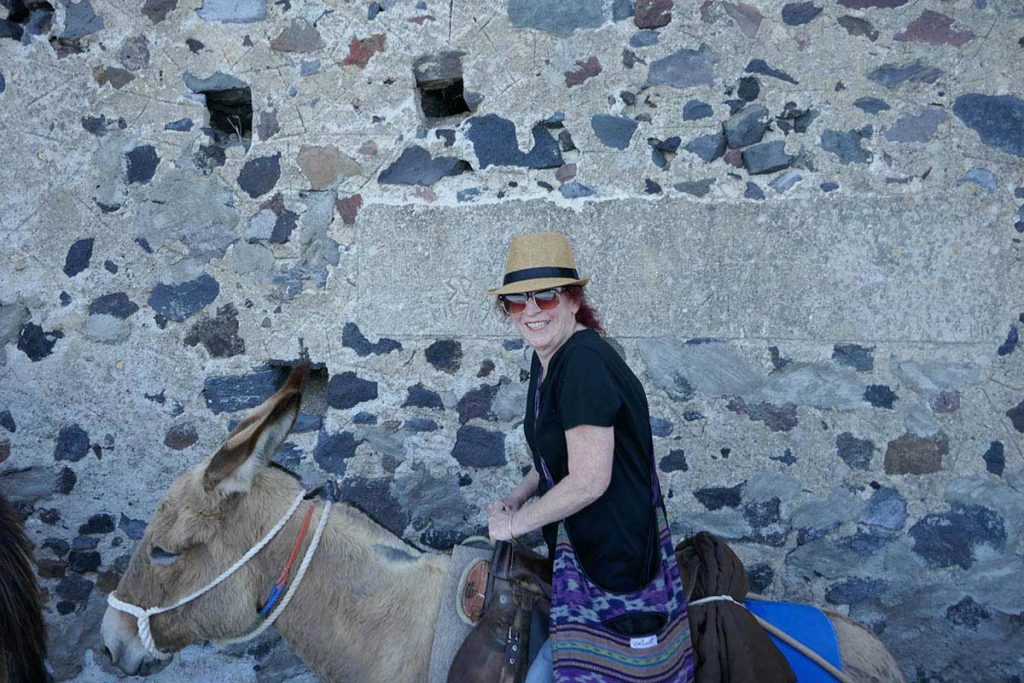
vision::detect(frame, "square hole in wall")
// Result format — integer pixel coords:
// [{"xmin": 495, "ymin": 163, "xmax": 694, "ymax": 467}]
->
[
  {"xmin": 414, "ymin": 52, "xmax": 470, "ymax": 120},
  {"xmin": 203, "ymin": 87, "xmax": 253, "ymax": 147}
]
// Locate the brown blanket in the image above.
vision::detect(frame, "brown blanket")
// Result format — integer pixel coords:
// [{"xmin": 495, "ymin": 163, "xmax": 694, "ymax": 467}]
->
[{"xmin": 676, "ymin": 532, "xmax": 795, "ymax": 683}]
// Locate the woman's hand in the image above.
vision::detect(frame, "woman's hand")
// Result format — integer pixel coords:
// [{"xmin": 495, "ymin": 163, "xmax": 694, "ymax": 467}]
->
[
  {"xmin": 488, "ymin": 495, "xmax": 521, "ymax": 516},
  {"xmin": 488, "ymin": 506, "xmax": 516, "ymax": 543}
]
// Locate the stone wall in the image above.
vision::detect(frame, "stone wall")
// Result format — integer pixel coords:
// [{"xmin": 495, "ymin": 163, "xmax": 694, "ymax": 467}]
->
[{"xmin": 1, "ymin": 0, "xmax": 1022, "ymax": 680}]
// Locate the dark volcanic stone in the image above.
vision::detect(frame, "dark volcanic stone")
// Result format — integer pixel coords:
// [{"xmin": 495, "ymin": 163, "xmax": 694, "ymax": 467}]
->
[
  {"xmin": 747, "ymin": 564, "xmax": 774, "ymax": 593},
  {"xmin": 68, "ymin": 550, "xmax": 101, "ymax": 574},
  {"xmin": 89, "ymin": 293, "xmax": 138, "ymax": 319},
  {"xmin": 737, "ymin": 77, "xmax": 759, "ymax": 101},
  {"xmin": 313, "ymin": 430, "xmax": 362, "ymax": 475},
  {"xmin": 18, "ymin": 323, "xmax": 64, "ymax": 361},
  {"xmin": 867, "ymin": 60, "xmax": 943, "ymax": 89},
  {"xmin": 826, "ymin": 578, "xmax": 887, "ymax": 605},
  {"xmin": 452, "ymin": 425, "xmax": 506, "ymax": 467},
  {"xmin": 125, "ymin": 145, "xmax": 159, "ymax": 184},
  {"xmin": 864, "ymin": 384, "xmax": 897, "ymax": 409},
  {"xmin": 832, "ymin": 343, "xmax": 874, "ymax": 371},
  {"xmin": 613, "ymin": 0, "xmax": 634, "ymax": 21},
  {"xmin": 326, "ymin": 372, "xmax": 378, "ymax": 410},
  {"xmin": 149, "ymin": 274, "xmax": 220, "ymax": 322},
  {"xmin": 0, "ymin": 410, "xmax": 14, "ymax": 433},
  {"xmin": 1007, "ymin": 399, "xmax": 1024, "ymax": 433},
  {"xmin": 142, "ymin": 0, "xmax": 177, "ymax": 23},
  {"xmin": 836, "ymin": 432, "xmax": 874, "ymax": 470},
  {"xmin": 946, "ymin": 597, "xmax": 990, "ymax": 628},
  {"xmin": 742, "ymin": 141, "xmax": 794, "ymax": 175},
  {"xmin": 165, "ymin": 118, "xmax": 193, "ymax": 132},
  {"xmin": 339, "ymin": 477, "xmax": 409, "ymax": 538},
  {"xmin": 378, "ymin": 145, "xmax": 472, "ymax": 186},
  {"xmin": 983, "ymin": 441, "xmax": 1005, "ymax": 476},
  {"xmin": 727, "ymin": 397, "xmax": 798, "ymax": 431},
  {"xmin": 635, "ymin": 0, "xmax": 672, "ymax": 28},
  {"xmin": 854, "ymin": 97, "xmax": 890, "ymax": 115},
  {"xmin": 782, "ymin": 2, "xmax": 821, "ymax": 26},
  {"xmin": 861, "ymin": 486, "xmax": 906, "ymax": 530},
  {"xmin": 465, "ymin": 115, "xmax": 563, "ymax": 169},
  {"xmin": 674, "ymin": 179, "xmax": 714, "ymax": 197},
  {"xmin": 953, "ymin": 94, "xmax": 1024, "ymax": 158},
  {"xmin": 164, "ymin": 423, "xmax": 198, "ymax": 450},
  {"xmin": 119, "ymin": 514, "xmax": 147, "ymax": 540},
  {"xmin": 56, "ymin": 574, "xmax": 94, "ymax": 603},
  {"xmin": 693, "ymin": 482, "xmax": 743, "ymax": 511},
  {"xmin": 203, "ymin": 367, "xmax": 283, "ymax": 414},
  {"xmin": 457, "ymin": 384, "xmax": 499, "ymax": 423},
  {"xmin": 342, "ymin": 322, "xmax": 401, "ymax": 356},
  {"xmin": 184, "ymin": 304, "xmax": 245, "ymax": 358},
  {"xmin": 997, "ymin": 325, "xmax": 1018, "ymax": 356},
  {"xmin": 54, "ymin": 424, "xmax": 90, "ymax": 462},
  {"xmin": 659, "ymin": 449, "xmax": 688, "ymax": 472},
  {"xmin": 683, "ymin": 99, "xmax": 713, "ymax": 120},
  {"xmin": 64, "ymin": 238, "xmax": 94, "ymax": 277},
  {"xmin": 838, "ymin": 15, "xmax": 878, "ymax": 41},
  {"xmin": 647, "ymin": 44, "xmax": 717, "ymax": 89},
  {"xmin": 404, "ymin": 384, "xmax": 444, "ymax": 410},
  {"xmin": 723, "ymin": 104, "xmax": 769, "ymax": 148},
  {"xmin": 910, "ymin": 504, "xmax": 1005, "ymax": 569},
  {"xmin": 506, "ymin": 0, "xmax": 605, "ymax": 37},
  {"xmin": 820, "ymin": 129, "xmax": 872, "ymax": 164},
  {"xmin": 591, "ymin": 115, "xmax": 638, "ymax": 150},
  {"xmin": 744, "ymin": 182, "xmax": 765, "ymax": 200},
  {"xmin": 884, "ymin": 433, "xmax": 949, "ymax": 474},
  {"xmin": 78, "ymin": 513, "xmax": 115, "ymax": 535},
  {"xmin": 649, "ymin": 136, "xmax": 681, "ymax": 168},
  {"xmin": 237, "ymin": 153, "xmax": 282, "ymax": 198},
  {"xmin": 745, "ymin": 59, "xmax": 797, "ymax": 85},
  {"xmin": 685, "ymin": 133, "xmax": 725, "ymax": 163},
  {"xmin": 56, "ymin": 466, "xmax": 77, "ymax": 494},
  {"xmin": 426, "ymin": 339, "xmax": 462, "ymax": 373}
]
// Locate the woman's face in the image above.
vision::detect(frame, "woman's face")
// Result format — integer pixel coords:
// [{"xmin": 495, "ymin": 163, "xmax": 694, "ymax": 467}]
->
[{"xmin": 509, "ymin": 289, "xmax": 580, "ymax": 360}]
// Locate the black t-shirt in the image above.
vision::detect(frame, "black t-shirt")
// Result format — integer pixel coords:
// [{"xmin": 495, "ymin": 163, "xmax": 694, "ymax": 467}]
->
[{"xmin": 525, "ymin": 329, "xmax": 659, "ymax": 593}]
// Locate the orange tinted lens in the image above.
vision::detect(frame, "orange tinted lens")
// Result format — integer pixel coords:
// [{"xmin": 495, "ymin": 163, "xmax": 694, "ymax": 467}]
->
[
  {"xmin": 502, "ymin": 296, "xmax": 527, "ymax": 314},
  {"xmin": 534, "ymin": 290, "xmax": 560, "ymax": 310}
]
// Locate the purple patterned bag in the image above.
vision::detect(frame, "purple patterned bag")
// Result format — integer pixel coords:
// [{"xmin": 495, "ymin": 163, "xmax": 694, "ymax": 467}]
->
[{"xmin": 539, "ymin": 454, "xmax": 695, "ymax": 682}]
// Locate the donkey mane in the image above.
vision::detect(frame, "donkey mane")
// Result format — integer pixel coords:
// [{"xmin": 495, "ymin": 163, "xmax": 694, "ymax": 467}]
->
[{"xmin": 0, "ymin": 493, "xmax": 47, "ymax": 683}]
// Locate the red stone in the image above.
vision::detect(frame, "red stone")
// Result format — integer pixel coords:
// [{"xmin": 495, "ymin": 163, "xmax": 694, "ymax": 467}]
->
[
  {"xmin": 342, "ymin": 34, "xmax": 386, "ymax": 69},
  {"xmin": 335, "ymin": 194, "xmax": 364, "ymax": 225},
  {"xmin": 635, "ymin": 0, "xmax": 673, "ymax": 29},
  {"xmin": 564, "ymin": 56, "xmax": 602, "ymax": 88},
  {"xmin": 894, "ymin": 11, "xmax": 974, "ymax": 47},
  {"xmin": 164, "ymin": 424, "xmax": 198, "ymax": 451}
]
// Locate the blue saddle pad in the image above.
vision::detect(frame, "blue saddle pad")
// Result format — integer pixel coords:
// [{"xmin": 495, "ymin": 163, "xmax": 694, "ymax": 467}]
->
[{"xmin": 742, "ymin": 598, "xmax": 842, "ymax": 682}]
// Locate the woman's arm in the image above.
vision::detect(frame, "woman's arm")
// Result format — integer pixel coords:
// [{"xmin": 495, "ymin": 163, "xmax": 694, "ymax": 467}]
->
[
  {"xmin": 489, "ymin": 468, "xmax": 540, "ymax": 514},
  {"xmin": 489, "ymin": 424, "xmax": 614, "ymax": 541}
]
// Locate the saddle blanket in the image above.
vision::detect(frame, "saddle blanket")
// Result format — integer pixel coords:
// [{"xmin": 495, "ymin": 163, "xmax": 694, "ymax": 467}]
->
[
  {"xmin": 428, "ymin": 542, "xmax": 492, "ymax": 683},
  {"xmin": 744, "ymin": 598, "xmax": 843, "ymax": 682}
]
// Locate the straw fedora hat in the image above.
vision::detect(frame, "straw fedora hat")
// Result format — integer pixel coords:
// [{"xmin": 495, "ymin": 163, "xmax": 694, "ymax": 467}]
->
[{"xmin": 487, "ymin": 232, "xmax": 590, "ymax": 296}]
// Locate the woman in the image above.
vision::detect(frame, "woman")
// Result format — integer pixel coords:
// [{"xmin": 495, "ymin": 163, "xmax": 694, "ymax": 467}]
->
[{"xmin": 487, "ymin": 232, "xmax": 694, "ymax": 683}]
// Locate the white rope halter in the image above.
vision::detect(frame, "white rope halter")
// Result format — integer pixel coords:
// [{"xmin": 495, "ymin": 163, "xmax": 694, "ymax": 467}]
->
[{"xmin": 107, "ymin": 490, "xmax": 332, "ymax": 660}]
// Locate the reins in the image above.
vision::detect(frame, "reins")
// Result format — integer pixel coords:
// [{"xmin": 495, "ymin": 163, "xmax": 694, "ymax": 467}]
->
[{"xmin": 107, "ymin": 486, "xmax": 334, "ymax": 660}]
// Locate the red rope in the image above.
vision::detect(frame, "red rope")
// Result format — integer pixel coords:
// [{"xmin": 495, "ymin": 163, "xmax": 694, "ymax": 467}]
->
[{"xmin": 276, "ymin": 504, "xmax": 315, "ymax": 585}]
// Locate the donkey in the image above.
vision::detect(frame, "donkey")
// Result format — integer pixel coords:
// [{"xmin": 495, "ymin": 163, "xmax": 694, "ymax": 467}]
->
[
  {"xmin": 102, "ymin": 364, "xmax": 906, "ymax": 682},
  {"xmin": 0, "ymin": 492, "xmax": 48, "ymax": 683}
]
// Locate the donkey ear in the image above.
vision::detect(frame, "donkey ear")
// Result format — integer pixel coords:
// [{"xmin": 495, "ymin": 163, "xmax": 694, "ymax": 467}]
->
[{"xmin": 203, "ymin": 364, "xmax": 308, "ymax": 494}]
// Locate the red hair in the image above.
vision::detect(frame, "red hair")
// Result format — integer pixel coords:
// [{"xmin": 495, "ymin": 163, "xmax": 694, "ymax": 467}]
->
[{"xmin": 564, "ymin": 286, "xmax": 605, "ymax": 335}]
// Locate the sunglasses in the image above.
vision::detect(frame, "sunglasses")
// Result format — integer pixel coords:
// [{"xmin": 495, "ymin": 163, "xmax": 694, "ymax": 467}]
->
[{"xmin": 499, "ymin": 288, "xmax": 563, "ymax": 315}]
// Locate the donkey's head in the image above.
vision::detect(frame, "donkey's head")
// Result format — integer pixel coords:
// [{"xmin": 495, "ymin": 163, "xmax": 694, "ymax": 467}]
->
[{"xmin": 102, "ymin": 364, "xmax": 308, "ymax": 675}]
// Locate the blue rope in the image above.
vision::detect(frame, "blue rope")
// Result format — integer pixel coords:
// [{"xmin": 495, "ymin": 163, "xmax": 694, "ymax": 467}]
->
[{"xmin": 259, "ymin": 582, "xmax": 287, "ymax": 617}]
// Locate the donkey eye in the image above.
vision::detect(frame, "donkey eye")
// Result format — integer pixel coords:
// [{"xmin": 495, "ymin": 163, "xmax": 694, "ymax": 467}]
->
[{"xmin": 150, "ymin": 545, "xmax": 181, "ymax": 566}]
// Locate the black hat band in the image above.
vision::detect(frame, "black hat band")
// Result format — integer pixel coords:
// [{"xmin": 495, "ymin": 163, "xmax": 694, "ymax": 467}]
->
[{"xmin": 503, "ymin": 266, "xmax": 579, "ymax": 286}]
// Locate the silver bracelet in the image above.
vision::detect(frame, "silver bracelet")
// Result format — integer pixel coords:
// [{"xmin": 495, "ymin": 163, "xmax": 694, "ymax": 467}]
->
[{"xmin": 507, "ymin": 511, "xmax": 516, "ymax": 540}]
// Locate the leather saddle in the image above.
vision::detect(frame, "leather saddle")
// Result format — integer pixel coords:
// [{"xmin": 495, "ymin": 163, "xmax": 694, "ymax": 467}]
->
[{"xmin": 448, "ymin": 541, "xmax": 552, "ymax": 683}]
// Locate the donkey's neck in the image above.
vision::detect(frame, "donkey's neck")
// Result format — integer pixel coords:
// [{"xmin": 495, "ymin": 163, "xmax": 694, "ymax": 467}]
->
[{"xmin": 242, "ymin": 469, "xmax": 451, "ymax": 682}]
